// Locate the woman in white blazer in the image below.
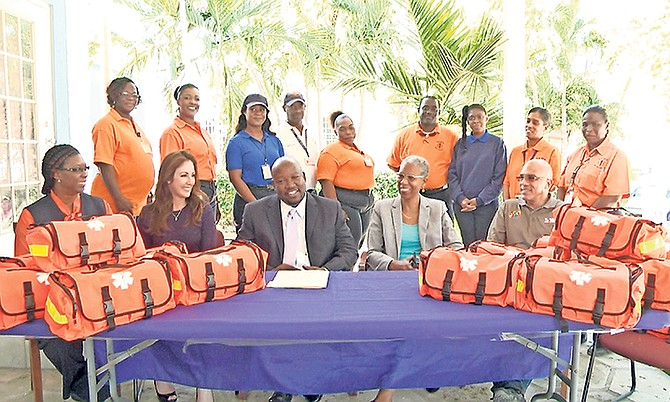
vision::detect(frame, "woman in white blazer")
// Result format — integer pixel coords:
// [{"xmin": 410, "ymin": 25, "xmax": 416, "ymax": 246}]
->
[{"xmin": 367, "ymin": 155, "xmax": 463, "ymax": 271}]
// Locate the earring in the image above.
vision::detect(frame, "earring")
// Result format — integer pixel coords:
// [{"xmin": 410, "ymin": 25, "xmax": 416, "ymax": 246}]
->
[{"xmin": 57, "ymin": 179, "xmax": 61, "ymax": 183}]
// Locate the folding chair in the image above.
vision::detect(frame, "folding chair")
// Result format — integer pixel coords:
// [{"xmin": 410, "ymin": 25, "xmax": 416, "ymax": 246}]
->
[{"xmin": 582, "ymin": 330, "xmax": 670, "ymax": 401}]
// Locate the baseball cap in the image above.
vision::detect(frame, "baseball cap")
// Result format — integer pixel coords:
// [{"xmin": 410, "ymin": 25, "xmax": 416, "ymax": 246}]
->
[
  {"xmin": 283, "ymin": 92, "xmax": 306, "ymax": 107},
  {"xmin": 243, "ymin": 93, "xmax": 269, "ymax": 110}
]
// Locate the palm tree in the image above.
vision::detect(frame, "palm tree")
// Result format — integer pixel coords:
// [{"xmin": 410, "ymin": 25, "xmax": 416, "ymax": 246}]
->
[
  {"xmin": 117, "ymin": 0, "xmax": 293, "ymax": 134},
  {"xmin": 327, "ymin": 0, "xmax": 505, "ymax": 128},
  {"xmin": 525, "ymin": 0, "xmax": 611, "ymax": 137}
]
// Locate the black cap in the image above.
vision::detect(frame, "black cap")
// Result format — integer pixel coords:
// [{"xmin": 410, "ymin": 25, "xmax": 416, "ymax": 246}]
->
[
  {"xmin": 283, "ymin": 92, "xmax": 306, "ymax": 107},
  {"xmin": 243, "ymin": 93, "xmax": 269, "ymax": 110}
]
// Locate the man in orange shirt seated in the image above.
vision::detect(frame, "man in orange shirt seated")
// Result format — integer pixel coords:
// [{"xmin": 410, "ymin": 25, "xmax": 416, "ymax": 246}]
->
[
  {"xmin": 387, "ymin": 96, "xmax": 459, "ymax": 217},
  {"xmin": 557, "ymin": 105, "xmax": 629, "ymax": 208},
  {"xmin": 503, "ymin": 107, "xmax": 561, "ymax": 200}
]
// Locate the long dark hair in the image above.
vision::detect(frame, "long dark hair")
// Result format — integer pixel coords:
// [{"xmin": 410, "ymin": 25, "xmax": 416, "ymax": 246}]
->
[
  {"xmin": 459, "ymin": 104, "xmax": 487, "ymax": 149},
  {"xmin": 146, "ymin": 150, "xmax": 208, "ymax": 236},
  {"xmin": 234, "ymin": 94, "xmax": 275, "ymax": 135},
  {"xmin": 41, "ymin": 144, "xmax": 80, "ymax": 195}
]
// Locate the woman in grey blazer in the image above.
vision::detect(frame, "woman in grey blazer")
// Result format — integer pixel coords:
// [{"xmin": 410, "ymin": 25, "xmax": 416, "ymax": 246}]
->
[
  {"xmin": 367, "ymin": 155, "xmax": 463, "ymax": 271},
  {"xmin": 366, "ymin": 156, "xmax": 463, "ymax": 402}
]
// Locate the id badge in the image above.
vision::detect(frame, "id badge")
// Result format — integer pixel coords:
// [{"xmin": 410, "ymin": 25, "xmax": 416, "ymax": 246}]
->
[
  {"xmin": 364, "ymin": 155, "xmax": 374, "ymax": 167},
  {"xmin": 564, "ymin": 192, "xmax": 574, "ymax": 205},
  {"xmin": 262, "ymin": 163, "xmax": 272, "ymax": 180}
]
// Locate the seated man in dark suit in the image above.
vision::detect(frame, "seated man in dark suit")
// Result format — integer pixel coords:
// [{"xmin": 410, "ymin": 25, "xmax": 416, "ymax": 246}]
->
[
  {"xmin": 237, "ymin": 156, "xmax": 358, "ymax": 402},
  {"xmin": 238, "ymin": 156, "xmax": 357, "ymax": 272}
]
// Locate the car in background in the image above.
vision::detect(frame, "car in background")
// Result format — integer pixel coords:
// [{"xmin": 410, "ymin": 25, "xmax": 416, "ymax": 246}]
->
[{"xmin": 625, "ymin": 185, "xmax": 670, "ymax": 225}]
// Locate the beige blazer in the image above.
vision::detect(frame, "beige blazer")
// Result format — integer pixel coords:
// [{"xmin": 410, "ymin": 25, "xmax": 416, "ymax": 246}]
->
[{"xmin": 366, "ymin": 195, "xmax": 463, "ymax": 270}]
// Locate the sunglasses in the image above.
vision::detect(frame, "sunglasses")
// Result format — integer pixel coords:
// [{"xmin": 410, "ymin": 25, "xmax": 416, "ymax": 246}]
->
[{"xmin": 516, "ymin": 174, "xmax": 548, "ymax": 182}]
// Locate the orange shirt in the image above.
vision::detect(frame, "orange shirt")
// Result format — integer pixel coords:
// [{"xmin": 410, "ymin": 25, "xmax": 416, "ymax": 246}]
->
[
  {"xmin": 91, "ymin": 108, "xmax": 155, "ymax": 216},
  {"xmin": 387, "ymin": 123, "xmax": 459, "ymax": 190},
  {"xmin": 316, "ymin": 140, "xmax": 375, "ymax": 190},
  {"xmin": 14, "ymin": 191, "xmax": 112, "ymax": 256},
  {"xmin": 504, "ymin": 138, "xmax": 561, "ymax": 198},
  {"xmin": 160, "ymin": 117, "xmax": 218, "ymax": 181},
  {"xmin": 557, "ymin": 137, "xmax": 630, "ymax": 207}
]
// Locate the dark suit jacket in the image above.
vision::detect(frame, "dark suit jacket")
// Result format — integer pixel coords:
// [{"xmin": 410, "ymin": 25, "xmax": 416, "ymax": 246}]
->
[{"xmin": 237, "ymin": 193, "xmax": 357, "ymax": 270}]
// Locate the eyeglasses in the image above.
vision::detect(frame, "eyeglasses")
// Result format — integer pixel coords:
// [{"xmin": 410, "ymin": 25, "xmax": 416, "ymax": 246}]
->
[
  {"xmin": 397, "ymin": 173, "xmax": 426, "ymax": 182},
  {"xmin": 120, "ymin": 91, "xmax": 140, "ymax": 100},
  {"xmin": 516, "ymin": 174, "xmax": 548, "ymax": 182},
  {"xmin": 58, "ymin": 166, "xmax": 90, "ymax": 173}
]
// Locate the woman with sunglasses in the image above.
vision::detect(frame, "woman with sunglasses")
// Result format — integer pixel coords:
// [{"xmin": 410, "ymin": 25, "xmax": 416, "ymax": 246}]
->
[
  {"xmin": 91, "ymin": 77, "xmax": 155, "ymax": 216},
  {"xmin": 365, "ymin": 155, "xmax": 462, "ymax": 402},
  {"xmin": 14, "ymin": 144, "xmax": 112, "ymax": 402}
]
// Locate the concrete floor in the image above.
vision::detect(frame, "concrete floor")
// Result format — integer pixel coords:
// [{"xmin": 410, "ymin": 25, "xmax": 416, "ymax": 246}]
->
[{"xmin": 0, "ymin": 343, "xmax": 669, "ymax": 402}]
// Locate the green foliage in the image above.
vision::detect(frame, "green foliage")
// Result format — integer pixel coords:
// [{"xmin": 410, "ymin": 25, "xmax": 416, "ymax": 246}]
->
[
  {"xmin": 373, "ymin": 171, "xmax": 399, "ymax": 200},
  {"xmin": 525, "ymin": 0, "xmax": 614, "ymax": 135},
  {"xmin": 328, "ymin": 0, "xmax": 505, "ymax": 127},
  {"xmin": 215, "ymin": 173, "xmax": 235, "ymax": 227}
]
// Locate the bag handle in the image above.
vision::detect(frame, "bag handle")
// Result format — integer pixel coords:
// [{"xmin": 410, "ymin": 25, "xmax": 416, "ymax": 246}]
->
[
  {"xmin": 23, "ymin": 281, "xmax": 36, "ymax": 321},
  {"xmin": 0, "ymin": 256, "xmax": 27, "ymax": 267}
]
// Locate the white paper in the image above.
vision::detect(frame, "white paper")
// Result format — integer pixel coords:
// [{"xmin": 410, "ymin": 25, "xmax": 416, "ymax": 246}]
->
[{"xmin": 267, "ymin": 270, "xmax": 330, "ymax": 289}]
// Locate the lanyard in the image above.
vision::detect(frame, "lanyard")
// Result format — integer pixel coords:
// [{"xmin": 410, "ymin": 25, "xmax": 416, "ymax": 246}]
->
[
  {"xmin": 522, "ymin": 148, "xmax": 539, "ymax": 163},
  {"xmin": 290, "ymin": 127, "xmax": 309, "ymax": 157},
  {"xmin": 569, "ymin": 148, "xmax": 594, "ymax": 189},
  {"xmin": 250, "ymin": 133, "xmax": 268, "ymax": 163}
]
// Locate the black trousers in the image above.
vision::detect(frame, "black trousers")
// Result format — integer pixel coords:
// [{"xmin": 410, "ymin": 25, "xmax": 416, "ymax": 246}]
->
[{"xmin": 39, "ymin": 339, "xmax": 110, "ymax": 401}]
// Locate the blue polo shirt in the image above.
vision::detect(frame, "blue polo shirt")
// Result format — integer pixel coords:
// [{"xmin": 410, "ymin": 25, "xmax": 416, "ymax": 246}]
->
[{"xmin": 226, "ymin": 130, "xmax": 285, "ymax": 186}]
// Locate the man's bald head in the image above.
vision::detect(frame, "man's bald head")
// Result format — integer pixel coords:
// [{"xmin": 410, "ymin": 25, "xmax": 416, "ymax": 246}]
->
[
  {"xmin": 272, "ymin": 157, "xmax": 307, "ymax": 207},
  {"xmin": 522, "ymin": 159, "xmax": 553, "ymax": 180},
  {"xmin": 519, "ymin": 159, "xmax": 553, "ymax": 208},
  {"xmin": 272, "ymin": 156, "xmax": 303, "ymax": 176}
]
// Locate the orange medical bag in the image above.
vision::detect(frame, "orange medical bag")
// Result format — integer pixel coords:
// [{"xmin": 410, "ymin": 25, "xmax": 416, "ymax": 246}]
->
[
  {"xmin": 26, "ymin": 213, "xmax": 146, "ymax": 271},
  {"xmin": 419, "ymin": 247, "xmax": 524, "ymax": 307},
  {"xmin": 43, "ymin": 259, "xmax": 174, "ymax": 341},
  {"xmin": 516, "ymin": 255, "xmax": 645, "ymax": 329},
  {"xmin": 152, "ymin": 240, "xmax": 268, "ymax": 306},
  {"xmin": 0, "ymin": 256, "xmax": 49, "ymax": 330},
  {"xmin": 549, "ymin": 205, "xmax": 667, "ymax": 261},
  {"xmin": 639, "ymin": 258, "xmax": 670, "ymax": 312},
  {"xmin": 467, "ymin": 240, "xmax": 525, "ymax": 257}
]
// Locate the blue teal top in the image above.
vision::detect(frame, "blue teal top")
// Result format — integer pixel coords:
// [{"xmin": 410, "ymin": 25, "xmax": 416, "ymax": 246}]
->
[
  {"xmin": 399, "ymin": 223, "xmax": 421, "ymax": 260},
  {"xmin": 225, "ymin": 130, "xmax": 285, "ymax": 186}
]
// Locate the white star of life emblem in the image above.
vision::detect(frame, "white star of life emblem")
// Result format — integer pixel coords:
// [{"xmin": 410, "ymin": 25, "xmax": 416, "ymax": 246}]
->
[
  {"xmin": 569, "ymin": 270, "xmax": 592, "ymax": 286},
  {"xmin": 215, "ymin": 254, "xmax": 233, "ymax": 266},
  {"xmin": 86, "ymin": 219, "xmax": 106, "ymax": 231},
  {"xmin": 460, "ymin": 257, "xmax": 478, "ymax": 272},
  {"xmin": 111, "ymin": 272, "xmax": 134, "ymax": 290},
  {"xmin": 36, "ymin": 272, "xmax": 49, "ymax": 285},
  {"xmin": 590, "ymin": 215, "xmax": 611, "ymax": 227}
]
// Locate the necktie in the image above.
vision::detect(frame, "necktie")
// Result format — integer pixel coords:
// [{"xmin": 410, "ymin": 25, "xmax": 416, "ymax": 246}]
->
[{"xmin": 283, "ymin": 208, "xmax": 299, "ymax": 266}]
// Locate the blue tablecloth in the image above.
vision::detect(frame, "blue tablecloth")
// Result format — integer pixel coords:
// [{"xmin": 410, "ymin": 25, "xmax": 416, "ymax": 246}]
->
[{"xmin": 4, "ymin": 271, "xmax": 670, "ymax": 393}]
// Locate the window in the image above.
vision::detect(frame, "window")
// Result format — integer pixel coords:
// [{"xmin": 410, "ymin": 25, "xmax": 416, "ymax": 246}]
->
[{"xmin": 0, "ymin": 11, "xmax": 41, "ymax": 236}]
